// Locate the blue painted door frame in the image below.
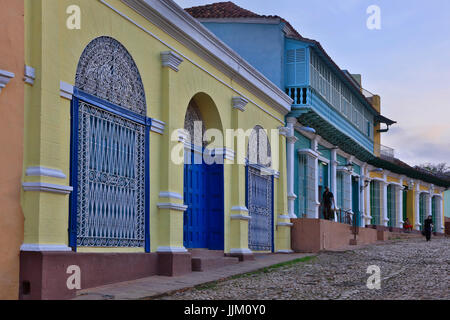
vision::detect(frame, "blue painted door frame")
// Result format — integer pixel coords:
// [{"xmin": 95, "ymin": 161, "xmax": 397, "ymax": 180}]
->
[
  {"xmin": 183, "ymin": 149, "xmax": 224, "ymax": 250},
  {"xmin": 69, "ymin": 88, "xmax": 152, "ymax": 253}
]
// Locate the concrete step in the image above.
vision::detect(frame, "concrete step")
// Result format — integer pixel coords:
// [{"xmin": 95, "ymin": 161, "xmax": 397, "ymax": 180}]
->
[
  {"xmin": 189, "ymin": 249, "xmax": 226, "ymax": 258},
  {"xmin": 388, "ymin": 232, "xmax": 423, "ymax": 240},
  {"xmin": 191, "ymin": 256, "xmax": 240, "ymax": 272}
]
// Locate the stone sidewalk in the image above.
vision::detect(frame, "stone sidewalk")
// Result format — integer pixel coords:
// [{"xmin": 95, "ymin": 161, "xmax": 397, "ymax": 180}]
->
[{"xmin": 74, "ymin": 252, "xmax": 315, "ymax": 300}]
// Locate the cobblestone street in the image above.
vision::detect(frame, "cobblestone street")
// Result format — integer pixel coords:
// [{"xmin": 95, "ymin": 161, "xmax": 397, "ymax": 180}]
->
[{"xmin": 162, "ymin": 238, "xmax": 449, "ymax": 300}]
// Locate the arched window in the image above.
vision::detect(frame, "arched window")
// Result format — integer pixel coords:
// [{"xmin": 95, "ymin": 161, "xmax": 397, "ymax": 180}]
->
[
  {"xmin": 71, "ymin": 37, "xmax": 148, "ymax": 249},
  {"xmin": 248, "ymin": 126, "xmax": 272, "ymax": 168},
  {"xmin": 184, "ymin": 100, "xmax": 206, "ymax": 147},
  {"xmin": 247, "ymin": 126, "xmax": 273, "ymax": 252},
  {"xmin": 75, "ymin": 36, "xmax": 147, "ymax": 116}
]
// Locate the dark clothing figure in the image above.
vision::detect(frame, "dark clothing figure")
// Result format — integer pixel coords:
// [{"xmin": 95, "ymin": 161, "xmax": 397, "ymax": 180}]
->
[
  {"xmin": 322, "ymin": 190, "xmax": 334, "ymax": 220},
  {"xmin": 423, "ymin": 217, "xmax": 433, "ymax": 241}
]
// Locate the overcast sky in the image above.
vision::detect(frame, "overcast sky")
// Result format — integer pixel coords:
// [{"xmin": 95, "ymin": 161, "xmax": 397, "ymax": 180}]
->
[{"xmin": 175, "ymin": 0, "xmax": 450, "ymax": 166}]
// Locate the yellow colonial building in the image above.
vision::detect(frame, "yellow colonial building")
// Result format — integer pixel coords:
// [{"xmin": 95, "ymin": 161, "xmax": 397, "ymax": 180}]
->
[{"xmin": 20, "ymin": 0, "xmax": 293, "ymax": 299}]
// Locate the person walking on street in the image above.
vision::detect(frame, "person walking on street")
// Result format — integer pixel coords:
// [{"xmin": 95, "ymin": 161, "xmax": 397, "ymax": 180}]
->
[
  {"xmin": 423, "ymin": 215, "xmax": 434, "ymax": 242},
  {"xmin": 322, "ymin": 187, "xmax": 335, "ymax": 221}
]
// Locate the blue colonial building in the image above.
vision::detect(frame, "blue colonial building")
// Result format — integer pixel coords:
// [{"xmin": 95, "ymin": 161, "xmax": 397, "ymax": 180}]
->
[{"xmin": 186, "ymin": 2, "xmax": 450, "ymax": 235}]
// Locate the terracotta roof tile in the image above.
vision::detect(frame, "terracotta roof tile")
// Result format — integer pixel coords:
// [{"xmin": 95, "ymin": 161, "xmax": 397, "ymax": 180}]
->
[
  {"xmin": 186, "ymin": 2, "xmax": 305, "ymax": 38},
  {"xmin": 186, "ymin": 1, "xmax": 271, "ymax": 19}
]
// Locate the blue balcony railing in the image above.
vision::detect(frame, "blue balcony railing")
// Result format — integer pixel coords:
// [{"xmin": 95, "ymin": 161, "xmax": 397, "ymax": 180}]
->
[{"xmin": 285, "ymin": 86, "xmax": 311, "ymax": 106}]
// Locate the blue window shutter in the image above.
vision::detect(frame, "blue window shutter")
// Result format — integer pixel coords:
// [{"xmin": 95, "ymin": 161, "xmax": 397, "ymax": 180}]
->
[{"xmin": 286, "ymin": 48, "xmax": 307, "ymax": 86}]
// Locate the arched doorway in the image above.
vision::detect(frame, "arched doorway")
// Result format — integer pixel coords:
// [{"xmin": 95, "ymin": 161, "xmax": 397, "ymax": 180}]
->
[
  {"xmin": 69, "ymin": 37, "xmax": 150, "ymax": 251},
  {"xmin": 247, "ymin": 126, "xmax": 274, "ymax": 252},
  {"xmin": 183, "ymin": 98, "xmax": 224, "ymax": 250}
]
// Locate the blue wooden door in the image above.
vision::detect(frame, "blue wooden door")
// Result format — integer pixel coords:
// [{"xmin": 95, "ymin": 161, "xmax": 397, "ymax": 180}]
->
[
  {"xmin": 184, "ymin": 149, "xmax": 224, "ymax": 249},
  {"xmin": 247, "ymin": 166, "xmax": 273, "ymax": 252},
  {"xmin": 352, "ymin": 177, "xmax": 359, "ymax": 215},
  {"xmin": 206, "ymin": 163, "xmax": 224, "ymax": 250}
]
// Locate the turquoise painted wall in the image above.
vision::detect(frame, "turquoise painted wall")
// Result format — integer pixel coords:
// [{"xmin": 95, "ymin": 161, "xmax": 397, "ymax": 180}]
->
[
  {"xmin": 353, "ymin": 164, "xmax": 361, "ymax": 175},
  {"xmin": 201, "ymin": 22, "xmax": 286, "ymax": 89},
  {"xmin": 337, "ymin": 154, "xmax": 347, "ymax": 166},
  {"xmin": 318, "ymin": 144, "xmax": 331, "ymax": 160},
  {"xmin": 293, "ymin": 131, "xmax": 311, "ymax": 217}
]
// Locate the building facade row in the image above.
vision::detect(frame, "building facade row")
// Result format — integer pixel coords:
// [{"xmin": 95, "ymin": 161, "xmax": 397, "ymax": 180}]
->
[{"xmin": 0, "ymin": 0, "xmax": 448, "ymax": 300}]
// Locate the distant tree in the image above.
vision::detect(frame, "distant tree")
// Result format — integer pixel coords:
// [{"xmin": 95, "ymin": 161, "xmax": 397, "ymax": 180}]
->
[{"xmin": 415, "ymin": 163, "xmax": 450, "ymax": 177}]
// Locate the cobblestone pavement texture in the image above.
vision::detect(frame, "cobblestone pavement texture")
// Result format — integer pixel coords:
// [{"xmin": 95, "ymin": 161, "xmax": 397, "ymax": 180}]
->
[{"xmin": 162, "ymin": 238, "xmax": 449, "ymax": 300}]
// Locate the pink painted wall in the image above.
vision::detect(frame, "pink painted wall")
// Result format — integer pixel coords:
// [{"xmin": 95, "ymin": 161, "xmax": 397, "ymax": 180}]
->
[
  {"xmin": 291, "ymin": 219, "xmax": 379, "ymax": 253},
  {"xmin": 0, "ymin": 0, "xmax": 25, "ymax": 300}
]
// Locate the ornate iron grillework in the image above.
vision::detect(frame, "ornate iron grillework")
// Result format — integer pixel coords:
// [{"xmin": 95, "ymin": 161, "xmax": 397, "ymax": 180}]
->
[
  {"xmin": 75, "ymin": 36, "xmax": 147, "ymax": 116},
  {"xmin": 247, "ymin": 166, "xmax": 273, "ymax": 252},
  {"xmin": 76, "ymin": 101, "xmax": 146, "ymax": 248}
]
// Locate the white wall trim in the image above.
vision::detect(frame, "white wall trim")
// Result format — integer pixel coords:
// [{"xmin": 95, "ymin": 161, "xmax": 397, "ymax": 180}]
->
[
  {"xmin": 157, "ymin": 202, "xmax": 188, "ymax": 212},
  {"xmin": 276, "ymin": 250, "xmax": 294, "ymax": 254},
  {"xmin": 277, "ymin": 222, "xmax": 293, "ymax": 227},
  {"xmin": 230, "ymin": 214, "xmax": 251, "ymax": 221},
  {"xmin": 0, "ymin": 69, "xmax": 15, "ymax": 93},
  {"xmin": 278, "ymin": 215, "xmax": 291, "ymax": 220},
  {"xmin": 26, "ymin": 166, "xmax": 67, "ymax": 179},
  {"xmin": 22, "ymin": 182, "xmax": 73, "ymax": 194},
  {"xmin": 298, "ymin": 148, "xmax": 319, "ymax": 159},
  {"xmin": 159, "ymin": 191, "xmax": 183, "ymax": 200},
  {"xmin": 157, "ymin": 246, "xmax": 188, "ymax": 253},
  {"xmin": 150, "ymin": 118, "xmax": 166, "ymax": 134},
  {"xmin": 232, "ymin": 96, "xmax": 249, "ymax": 112},
  {"xmin": 20, "ymin": 244, "xmax": 72, "ymax": 252},
  {"xmin": 161, "ymin": 50, "xmax": 184, "ymax": 71},
  {"xmin": 273, "ymin": 170, "xmax": 280, "ymax": 179},
  {"xmin": 231, "ymin": 206, "xmax": 249, "ymax": 212},
  {"xmin": 213, "ymin": 148, "xmax": 236, "ymax": 161},
  {"xmin": 318, "ymin": 155, "xmax": 330, "ymax": 164},
  {"xmin": 60, "ymin": 81, "xmax": 74, "ymax": 100},
  {"xmin": 109, "ymin": 0, "xmax": 291, "ymax": 124},
  {"xmin": 24, "ymin": 65, "xmax": 35, "ymax": 85},
  {"xmin": 230, "ymin": 248, "xmax": 253, "ymax": 255}
]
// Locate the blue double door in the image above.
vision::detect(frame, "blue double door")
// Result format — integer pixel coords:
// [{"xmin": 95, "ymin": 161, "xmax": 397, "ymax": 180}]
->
[{"xmin": 183, "ymin": 149, "xmax": 224, "ymax": 250}]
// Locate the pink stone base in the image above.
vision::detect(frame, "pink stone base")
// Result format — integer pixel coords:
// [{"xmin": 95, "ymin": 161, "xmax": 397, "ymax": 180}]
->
[{"xmin": 291, "ymin": 219, "xmax": 379, "ymax": 253}]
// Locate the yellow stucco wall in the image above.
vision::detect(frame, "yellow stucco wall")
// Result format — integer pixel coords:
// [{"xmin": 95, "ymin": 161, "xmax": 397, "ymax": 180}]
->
[
  {"xmin": 22, "ymin": 0, "xmax": 290, "ymax": 253},
  {"xmin": 369, "ymin": 172, "xmax": 383, "ymax": 179},
  {"xmin": 387, "ymin": 176, "xmax": 400, "ymax": 184}
]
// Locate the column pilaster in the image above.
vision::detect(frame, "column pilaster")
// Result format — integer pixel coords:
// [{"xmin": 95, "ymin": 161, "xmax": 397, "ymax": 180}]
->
[
  {"xmin": 381, "ymin": 180, "xmax": 389, "ymax": 227},
  {"xmin": 157, "ymin": 52, "xmax": 188, "ymax": 256},
  {"xmin": 312, "ymin": 137, "xmax": 320, "ymax": 219},
  {"xmin": 285, "ymin": 117, "xmax": 298, "ymax": 218},
  {"xmin": 396, "ymin": 182, "xmax": 404, "ymax": 228},
  {"xmin": 227, "ymin": 97, "xmax": 253, "ymax": 260},
  {"xmin": 414, "ymin": 182, "xmax": 421, "ymax": 230}
]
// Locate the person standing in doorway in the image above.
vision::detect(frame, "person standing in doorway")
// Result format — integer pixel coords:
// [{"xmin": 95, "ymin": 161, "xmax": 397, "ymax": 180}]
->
[
  {"xmin": 322, "ymin": 187, "xmax": 335, "ymax": 221},
  {"xmin": 423, "ymin": 215, "xmax": 434, "ymax": 241}
]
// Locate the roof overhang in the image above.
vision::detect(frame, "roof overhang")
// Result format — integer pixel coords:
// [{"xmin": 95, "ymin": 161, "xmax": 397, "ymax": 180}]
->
[
  {"xmin": 291, "ymin": 108, "xmax": 450, "ymax": 188},
  {"xmin": 292, "ymin": 108, "xmax": 374, "ymax": 163},
  {"xmin": 196, "ymin": 17, "xmax": 281, "ymax": 24},
  {"xmin": 369, "ymin": 157, "xmax": 450, "ymax": 188},
  {"xmin": 375, "ymin": 114, "xmax": 397, "ymax": 126},
  {"xmin": 122, "ymin": 0, "xmax": 293, "ymax": 115}
]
